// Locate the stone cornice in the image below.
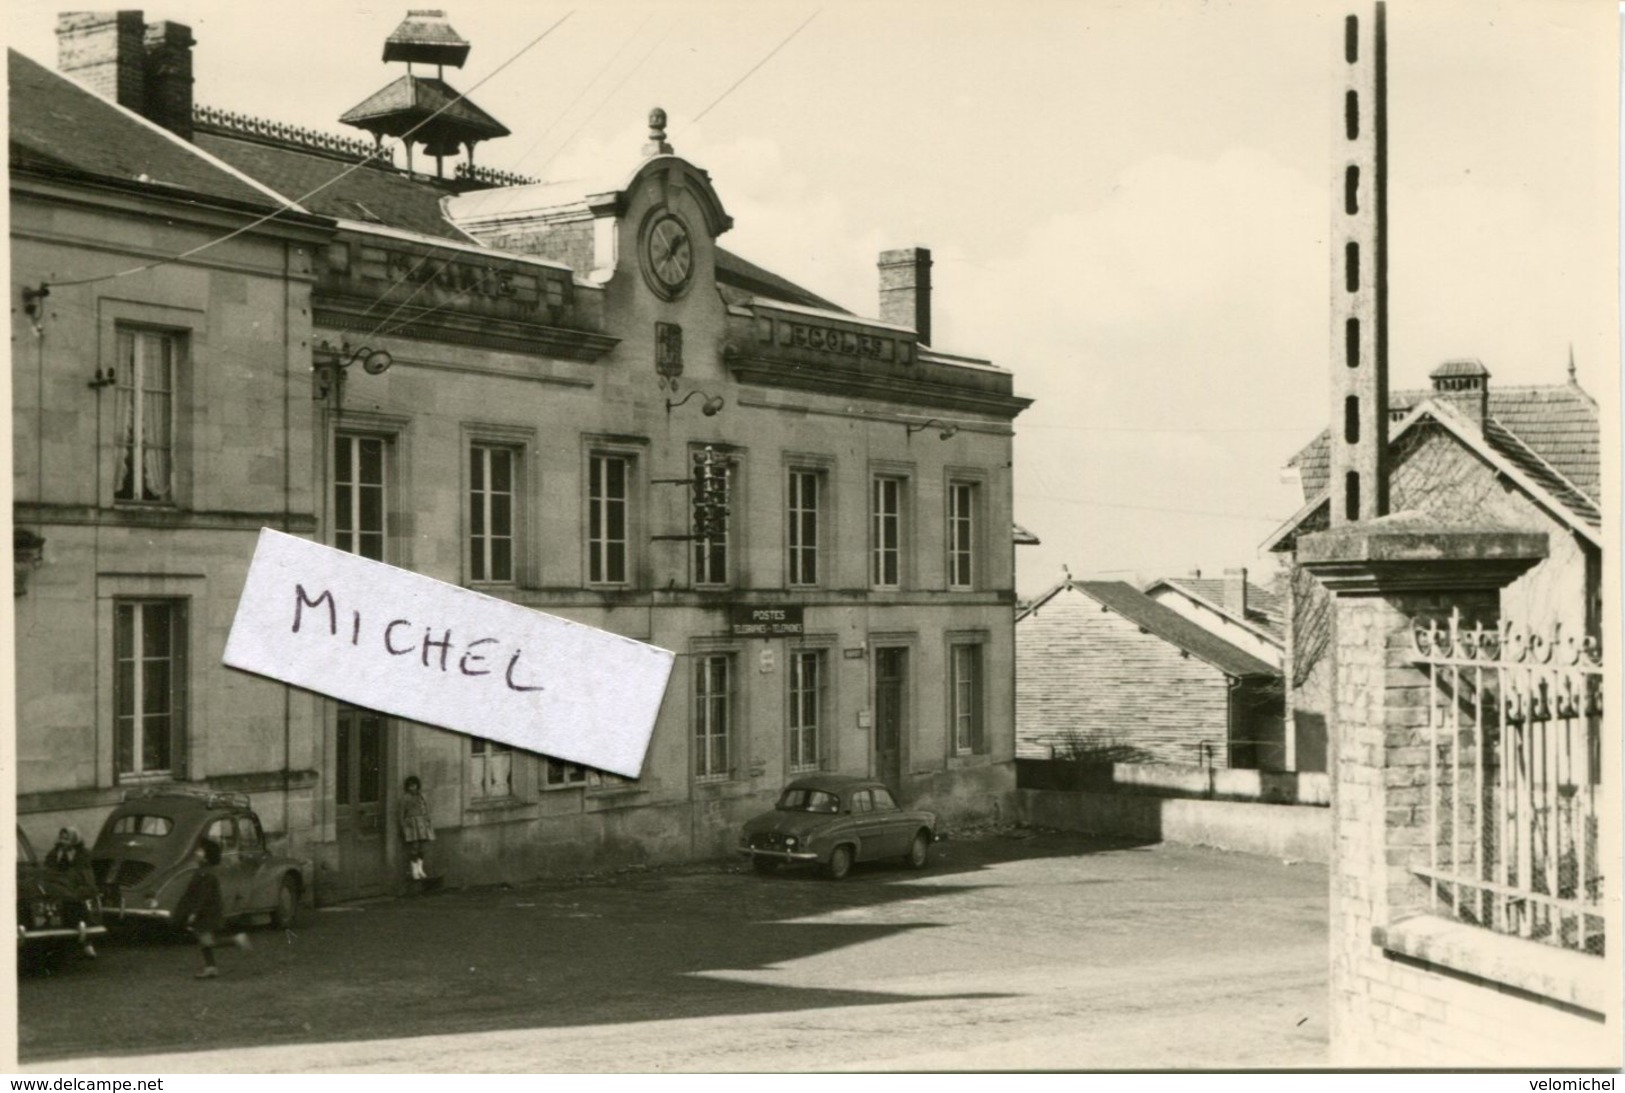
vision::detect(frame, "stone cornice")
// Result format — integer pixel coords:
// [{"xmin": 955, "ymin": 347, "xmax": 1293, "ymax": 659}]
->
[
  {"xmin": 1298, "ymin": 520, "xmax": 1548, "ymax": 595},
  {"xmin": 15, "ymin": 503, "xmax": 317, "ymax": 534},
  {"xmin": 316, "ymin": 295, "xmax": 619, "ymax": 363},
  {"xmin": 727, "ymin": 354, "xmax": 1033, "ymax": 420}
]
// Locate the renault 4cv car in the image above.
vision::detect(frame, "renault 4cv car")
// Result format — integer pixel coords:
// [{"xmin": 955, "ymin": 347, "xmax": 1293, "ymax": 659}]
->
[
  {"xmin": 16, "ymin": 826, "xmax": 106, "ymax": 968},
  {"xmin": 91, "ymin": 789, "xmax": 310, "ymax": 931},
  {"xmin": 738, "ymin": 774, "xmax": 937, "ymax": 880}
]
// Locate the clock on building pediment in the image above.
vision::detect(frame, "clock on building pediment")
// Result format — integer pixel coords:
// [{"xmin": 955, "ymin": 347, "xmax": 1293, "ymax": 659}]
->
[{"xmin": 640, "ymin": 210, "xmax": 694, "ymax": 300}]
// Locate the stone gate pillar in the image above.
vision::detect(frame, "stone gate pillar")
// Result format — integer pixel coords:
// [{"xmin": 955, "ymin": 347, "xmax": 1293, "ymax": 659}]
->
[{"xmin": 1299, "ymin": 516, "xmax": 1555, "ymax": 1064}]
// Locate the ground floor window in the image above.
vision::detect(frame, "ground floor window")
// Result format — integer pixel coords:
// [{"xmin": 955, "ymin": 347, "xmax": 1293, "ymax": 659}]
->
[
  {"xmin": 470, "ymin": 738, "xmax": 514, "ymax": 800},
  {"xmin": 951, "ymin": 643, "xmax": 985, "ymax": 755},
  {"xmin": 789, "ymin": 650, "xmax": 824, "ymax": 773},
  {"xmin": 695, "ymin": 653, "xmax": 734, "ymax": 781},
  {"xmin": 115, "ymin": 599, "xmax": 186, "ymax": 779}
]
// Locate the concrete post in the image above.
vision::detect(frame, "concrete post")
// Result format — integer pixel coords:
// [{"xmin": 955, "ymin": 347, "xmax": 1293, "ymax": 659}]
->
[{"xmin": 1299, "ymin": 516, "xmax": 1546, "ymax": 1063}]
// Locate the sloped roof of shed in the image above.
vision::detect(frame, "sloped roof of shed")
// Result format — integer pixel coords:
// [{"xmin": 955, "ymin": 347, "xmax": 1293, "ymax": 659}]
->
[{"xmin": 1019, "ymin": 580, "xmax": 1280, "ymax": 679}]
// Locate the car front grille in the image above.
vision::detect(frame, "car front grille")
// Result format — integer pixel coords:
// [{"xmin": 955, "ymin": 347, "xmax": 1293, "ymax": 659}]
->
[{"xmin": 749, "ymin": 833, "xmax": 792, "ymax": 850}]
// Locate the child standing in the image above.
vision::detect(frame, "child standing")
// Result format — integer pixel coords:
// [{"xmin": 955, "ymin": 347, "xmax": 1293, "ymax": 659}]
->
[
  {"xmin": 174, "ymin": 837, "xmax": 250, "ymax": 978},
  {"xmin": 399, "ymin": 775, "xmax": 434, "ymax": 882}
]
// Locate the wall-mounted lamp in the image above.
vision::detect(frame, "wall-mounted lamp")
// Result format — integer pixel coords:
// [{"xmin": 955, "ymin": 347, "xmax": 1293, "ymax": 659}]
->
[
  {"xmin": 905, "ymin": 418, "xmax": 958, "ymax": 440},
  {"xmin": 21, "ymin": 283, "xmax": 49, "ymax": 336},
  {"xmin": 313, "ymin": 339, "xmax": 393, "ymax": 406},
  {"xmin": 666, "ymin": 389, "xmax": 725, "ymax": 417}
]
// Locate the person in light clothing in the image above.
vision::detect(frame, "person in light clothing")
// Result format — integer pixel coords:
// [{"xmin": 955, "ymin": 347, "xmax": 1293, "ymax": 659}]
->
[{"xmin": 399, "ymin": 775, "xmax": 434, "ymax": 881}]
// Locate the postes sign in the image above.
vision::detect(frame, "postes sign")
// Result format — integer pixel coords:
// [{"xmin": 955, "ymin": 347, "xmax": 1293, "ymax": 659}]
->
[{"xmin": 729, "ymin": 605, "xmax": 805, "ymax": 638}]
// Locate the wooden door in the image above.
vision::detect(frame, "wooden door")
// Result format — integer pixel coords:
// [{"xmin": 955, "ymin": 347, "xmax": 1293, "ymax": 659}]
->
[
  {"xmin": 873, "ymin": 647, "xmax": 908, "ymax": 792},
  {"xmin": 332, "ymin": 706, "xmax": 390, "ymax": 901}
]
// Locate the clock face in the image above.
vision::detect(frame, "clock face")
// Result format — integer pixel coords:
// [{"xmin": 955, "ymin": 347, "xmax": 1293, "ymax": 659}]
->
[{"xmin": 644, "ymin": 214, "xmax": 693, "ymax": 297}]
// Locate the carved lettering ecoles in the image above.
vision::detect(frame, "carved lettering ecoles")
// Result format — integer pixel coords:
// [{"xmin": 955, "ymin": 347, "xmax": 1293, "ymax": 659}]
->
[
  {"xmin": 226, "ymin": 529, "xmax": 674, "ymax": 777},
  {"xmin": 778, "ymin": 320, "xmax": 892, "ymax": 361}
]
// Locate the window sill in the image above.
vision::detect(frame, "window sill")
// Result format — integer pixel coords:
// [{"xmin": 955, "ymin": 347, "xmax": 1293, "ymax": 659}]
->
[
  {"xmin": 1379, "ymin": 914, "xmax": 1609, "ymax": 1016},
  {"xmin": 466, "ymin": 796, "xmax": 530, "ymax": 813}
]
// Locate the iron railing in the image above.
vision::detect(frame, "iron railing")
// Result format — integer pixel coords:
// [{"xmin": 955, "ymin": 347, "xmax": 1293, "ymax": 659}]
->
[{"xmin": 1411, "ymin": 611, "xmax": 1604, "ymax": 955}]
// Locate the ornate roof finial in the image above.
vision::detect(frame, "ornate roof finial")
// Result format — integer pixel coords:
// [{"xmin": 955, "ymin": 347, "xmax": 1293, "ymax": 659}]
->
[
  {"xmin": 643, "ymin": 106, "xmax": 673, "ymax": 158},
  {"xmin": 1568, "ymin": 343, "xmax": 1577, "ymax": 384}
]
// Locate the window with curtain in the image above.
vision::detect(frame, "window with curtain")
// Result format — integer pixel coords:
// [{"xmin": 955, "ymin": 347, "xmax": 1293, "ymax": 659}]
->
[
  {"xmin": 114, "ymin": 327, "xmax": 177, "ymax": 503},
  {"xmin": 789, "ymin": 649, "xmax": 824, "ymax": 773},
  {"xmin": 470, "ymin": 738, "xmax": 514, "ymax": 800}
]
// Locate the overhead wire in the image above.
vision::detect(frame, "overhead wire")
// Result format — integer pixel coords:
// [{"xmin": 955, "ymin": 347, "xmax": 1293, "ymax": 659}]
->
[
  {"xmin": 1015, "ymin": 491, "xmax": 1291, "ymax": 523},
  {"xmin": 691, "ymin": 10, "xmax": 821, "ymax": 125},
  {"xmin": 39, "ymin": 10, "xmax": 576, "ymax": 292}
]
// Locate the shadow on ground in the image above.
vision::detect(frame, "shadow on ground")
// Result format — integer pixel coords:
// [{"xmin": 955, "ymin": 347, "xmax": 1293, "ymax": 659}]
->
[{"xmin": 19, "ymin": 829, "xmax": 1155, "ymax": 1062}]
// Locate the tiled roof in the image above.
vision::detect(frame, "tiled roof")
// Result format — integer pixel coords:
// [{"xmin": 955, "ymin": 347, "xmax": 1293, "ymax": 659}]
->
[
  {"xmin": 9, "ymin": 50, "xmax": 280, "ymax": 210},
  {"xmin": 1288, "ymin": 382, "xmax": 1599, "ymax": 511},
  {"xmin": 340, "ymin": 76, "xmax": 509, "ymax": 140},
  {"xmin": 1021, "ymin": 580, "xmax": 1280, "ymax": 679},
  {"xmin": 1431, "ymin": 359, "xmax": 1489, "ymax": 379},
  {"xmin": 194, "ymin": 128, "xmax": 472, "ymax": 240},
  {"xmin": 1154, "ymin": 577, "xmax": 1284, "ymax": 639},
  {"xmin": 714, "ymin": 247, "xmax": 850, "ymax": 313}
]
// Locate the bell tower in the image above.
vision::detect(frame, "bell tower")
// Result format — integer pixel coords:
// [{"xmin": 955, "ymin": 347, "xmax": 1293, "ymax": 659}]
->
[
  {"xmin": 1330, "ymin": 2, "xmax": 1389, "ymax": 524},
  {"xmin": 339, "ymin": 9, "xmax": 510, "ymax": 179}
]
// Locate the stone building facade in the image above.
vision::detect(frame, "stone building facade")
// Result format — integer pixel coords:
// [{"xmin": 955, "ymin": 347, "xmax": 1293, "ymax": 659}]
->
[{"xmin": 11, "ymin": 13, "xmax": 1031, "ymax": 900}]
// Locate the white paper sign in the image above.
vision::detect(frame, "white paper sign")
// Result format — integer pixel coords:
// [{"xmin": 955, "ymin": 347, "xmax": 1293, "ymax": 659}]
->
[{"xmin": 223, "ymin": 528, "xmax": 674, "ymax": 777}]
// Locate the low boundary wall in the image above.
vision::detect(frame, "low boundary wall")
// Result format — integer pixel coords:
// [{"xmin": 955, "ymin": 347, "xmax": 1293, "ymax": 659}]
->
[{"xmin": 1015, "ymin": 759, "xmax": 1330, "ymax": 862}]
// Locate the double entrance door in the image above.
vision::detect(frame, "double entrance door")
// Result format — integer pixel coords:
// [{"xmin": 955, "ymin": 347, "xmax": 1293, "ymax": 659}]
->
[{"xmin": 331, "ymin": 706, "xmax": 392, "ymax": 901}]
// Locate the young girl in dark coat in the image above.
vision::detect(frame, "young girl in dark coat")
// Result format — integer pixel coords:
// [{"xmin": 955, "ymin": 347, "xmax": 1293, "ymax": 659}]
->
[{"xmin": 173, "ymin": 837, "xmax": 250, "ymax": 978}]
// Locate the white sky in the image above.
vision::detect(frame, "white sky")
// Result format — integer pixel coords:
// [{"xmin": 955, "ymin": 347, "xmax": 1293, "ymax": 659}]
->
[{"xmin": 7, "ymin": 0, "xmax": 1618, "ymax": 596}]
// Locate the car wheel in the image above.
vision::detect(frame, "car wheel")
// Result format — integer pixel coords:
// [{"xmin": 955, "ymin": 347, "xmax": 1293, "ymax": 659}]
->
[
  {"xmin": 272, "ymin": 877, "xmax": 298, "ymax": 929},
  {"xmin": 751, "ymin": 856, "xmax": 778, "ymax": 875},
  {"xmin": 904, "ymin": 830, "xmax": 931, "ymax": 869},
  {"xmin": 826, "ymin": 844, "xmax": 854, "ymax": 881}
]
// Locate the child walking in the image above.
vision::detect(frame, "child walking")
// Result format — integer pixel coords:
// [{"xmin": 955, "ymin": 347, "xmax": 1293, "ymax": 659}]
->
[{"xmin": 174, "ymin": 837, "xmax": 250, "ymax": 978}]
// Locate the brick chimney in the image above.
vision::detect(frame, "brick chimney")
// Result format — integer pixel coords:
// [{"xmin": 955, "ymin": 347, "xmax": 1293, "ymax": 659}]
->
[
  {"xmin": 57, "ymin": 11, "xmax": 196, "ymax": 141},
  {"xmin": 143, "ymin": 20, "xmax": 195, "ymax": 140},
  {"xmin": 1223, "ymin": 567, "xmax": 1248, "ymax": 618},
  {"xmin": 57, "ymin": 12, "xmax": 147, "ymax": 115},
  {"xmin": 878, "ymin": 247, "xmax": 932, "ymax": 346},
  {"xmin": 1428, "ymin": 358, "xmax": 1490, "ymax": 432}
]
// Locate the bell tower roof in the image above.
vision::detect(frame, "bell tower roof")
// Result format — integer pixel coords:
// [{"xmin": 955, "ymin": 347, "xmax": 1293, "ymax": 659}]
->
[{"xmin": 382, "ymin": 10, "xmax": 471, "ymax": 68}]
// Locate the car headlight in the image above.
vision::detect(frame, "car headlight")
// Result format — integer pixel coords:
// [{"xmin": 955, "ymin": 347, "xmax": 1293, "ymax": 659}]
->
[{"xmin": 784, "ymin": 836, "xmax": 797, "ymax": 848}]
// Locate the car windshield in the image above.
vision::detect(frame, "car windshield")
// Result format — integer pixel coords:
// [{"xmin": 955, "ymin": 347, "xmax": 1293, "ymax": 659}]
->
[
  {"xmin": 109, "ymin": 814, "xmax": 174, "ymax": 837},
  {"xmin": 776, "ymin": 788, "xmax": 840, "ymax": 814}
]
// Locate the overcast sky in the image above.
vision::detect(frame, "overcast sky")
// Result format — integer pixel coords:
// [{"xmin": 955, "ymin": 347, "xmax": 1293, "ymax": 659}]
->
[{"xmin": 8, "ymin": 0, "xmax": 1618, "ymax": 596}]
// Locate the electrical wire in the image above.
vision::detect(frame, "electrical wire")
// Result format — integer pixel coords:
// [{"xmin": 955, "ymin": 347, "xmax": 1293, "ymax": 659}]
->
[
  {"xmin": 691, "ymin": 10, "xmax": 821, "ymax": 125},
  {"xmin": 40, "ymin": 10, "xmax": 576, "ymax": 292},
  {"xmin": 508, "ymin": 13, "xmax": 656, "ymax": 171},
  {"xmin": 1016, "ymin": 491, "xmax": 1291, "ymax": 523},
  {"xmin": 529, "ymin": 21, "xmax": 676, "ymax": 179}
]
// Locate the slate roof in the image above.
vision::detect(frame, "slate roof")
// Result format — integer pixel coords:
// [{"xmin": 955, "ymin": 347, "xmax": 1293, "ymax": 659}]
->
[
  {"xmin": 1019, "ymin": 580, "xmax": 1280, "ymax": 679},
  {"xmin": 1148, "ymin": 577, "xmax": 1284, "ymax": 641},
  {"xmin": 715, "ymin": 247, "xmax": 851, "ymax": 313},
  {"xmin": 9, "ymin": 50, "xmax": 285, "ymax": 211},
  {"xmin": 1287, "ymin": 382, "xmax": 1600, "ymax": 515},
  {"xmin": 194, "ymin": 126, "xmax": 472, "ymax": 240}
]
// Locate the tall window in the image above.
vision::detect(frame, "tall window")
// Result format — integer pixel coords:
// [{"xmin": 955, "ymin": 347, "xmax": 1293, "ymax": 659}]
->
[
  {"xmin": 334, "ymin": 434, "xmax": 387, "ymax": 560},
  {"xmin": 693, "ymin": 459, "xmax": 730, "ymax": 586},
  {"xmin": 787, "ymin": 470, "xmax": 820, "ymax": 586},
  {"xmin": 588, "ymin": 453, "xmax": 630, "ymax": 584},
  {"xmin": 470, "ymin": 738, "xmax": 514, "ymax": 800},
  {"xmin": 789, "ymin": 650, "xmax": 824, "ymax": 773},
  {"xmin": 115, "ymin": 600, "xmax": 186, "ymax": 779},
  {"xmin": 951, "ymin": 644, "xmax": 984, "ymax": 755},
  {"xmin": 470, "ymin": 445, "xmax": 516, "ymax": 583},
  {"xmin": 948, "ymin": 481, "xmax": 977, "ymax": 590},
  {"xmin": 114, "ymin": 327, "xmax": 177, "ymax": 503},
  {"xmin": 695, "ymin": 653, "xmax": 734, "ymax": 781},
  {"xmin": 872, "ymin": 476, "xmax": 904, "ymax": 588}
]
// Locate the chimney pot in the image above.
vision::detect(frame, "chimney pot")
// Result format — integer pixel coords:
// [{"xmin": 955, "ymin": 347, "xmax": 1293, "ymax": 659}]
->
[
  {"xmin": 878, "ymin": 247, "xmax": 932, "ymax": 346},
  {"xmin": 1222, "ymin": 567, "xmax": 1248, "ymax": 618},
  {"xmin": 1428, "ymin": 358, "xmax": 1490, "ymax": 432},
  {"xmin": 143, "ymin": 20, "xmax": 195, "ymax": 140}
]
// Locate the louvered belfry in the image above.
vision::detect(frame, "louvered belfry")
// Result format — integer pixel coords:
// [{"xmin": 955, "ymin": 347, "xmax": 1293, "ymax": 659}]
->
[{"xmin": 339, "ymin": 10, "xmax": 509, "ymax": 178}]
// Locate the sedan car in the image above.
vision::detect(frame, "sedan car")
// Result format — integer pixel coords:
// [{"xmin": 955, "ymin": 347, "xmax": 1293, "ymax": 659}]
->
[
  {"xmin": 738, "ymin": 775, "xmax": 936, "ymax": 880},
  {"xmin": 91, "ymin": 789, "xmax": 309, "ymax": 931},
  {"xmin": 17, "ymin": 826, "xmax": 106, "ymax": 968}
]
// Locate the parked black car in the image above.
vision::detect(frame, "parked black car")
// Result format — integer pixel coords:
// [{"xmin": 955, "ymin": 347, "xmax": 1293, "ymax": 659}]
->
[{"xmin": 16, "ymin": 826, "xmax": 106, "ymax": 968}]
